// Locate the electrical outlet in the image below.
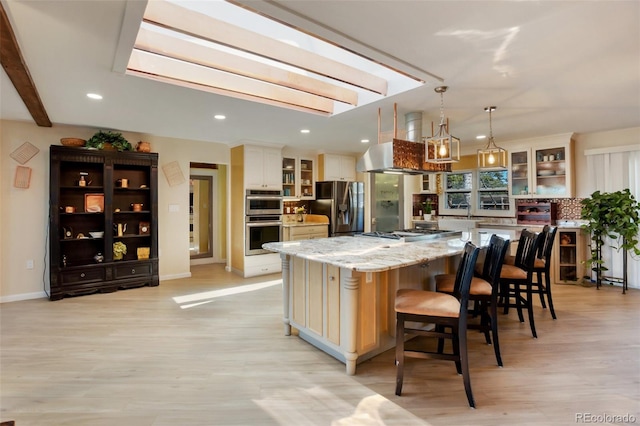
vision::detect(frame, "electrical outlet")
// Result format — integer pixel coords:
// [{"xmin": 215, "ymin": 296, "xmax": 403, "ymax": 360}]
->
[{"xmin": 26, "ymin": 259, "xmax": 34, "ymax": 270}]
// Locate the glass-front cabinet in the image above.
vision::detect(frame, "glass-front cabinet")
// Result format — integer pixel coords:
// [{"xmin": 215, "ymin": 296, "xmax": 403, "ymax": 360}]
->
[
  {"xmin": 282, "ymin": 157, "xmax": 296, "ymax": 198},
  {"xmin": 420, "ymin": 173, "xmax": 438, "ymax": 193},
  {"xmin": 552, "ymin": 228, "xmax": 587, "ymax": 284},
  {"xmin": 282, "ymin": 156, "xmax": 315, "ymax": 199},
  {"xmin": 509, "ymin": 134, "xmax": 574, "ymax": 198}
]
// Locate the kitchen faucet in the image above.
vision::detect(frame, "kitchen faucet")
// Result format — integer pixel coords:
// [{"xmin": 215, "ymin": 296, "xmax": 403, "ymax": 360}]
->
[{"xmin": 458, "ymin": 201, "xmax": 471, "ymax": 219}]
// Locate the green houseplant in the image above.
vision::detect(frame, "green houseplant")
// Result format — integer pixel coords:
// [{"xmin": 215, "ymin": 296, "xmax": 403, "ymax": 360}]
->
[
  {"xmin": 113, "ymin": 241, "xmax": 127, "ymax": 260},
  {"xmin": 86, "ymin": 130, "xmax": 132, "ymax": 152},
  {"xmin": 580, "ymin": 189, "xmax": 640, "ymax": 291},
  {"xmin": 423, "ymin": 199, "xmax": 434, "ymax": 220}
]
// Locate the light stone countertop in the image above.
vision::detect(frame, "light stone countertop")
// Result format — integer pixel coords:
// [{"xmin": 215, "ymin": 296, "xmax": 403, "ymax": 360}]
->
[
  {"xmin": 282, "ymin": 214, "xmax": 329, "ymax": 228},
  {"xmin": 263, "ymin": 229, "xmax": 516, "ymax": 273}
]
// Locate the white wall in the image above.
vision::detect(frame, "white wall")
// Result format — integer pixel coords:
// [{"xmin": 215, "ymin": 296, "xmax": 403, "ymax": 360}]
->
[
  {"xmin": 573, "ymin": 127, "xmax": 640, "ymax": 198},
  {"xmin": 0, "ymin": 119, "xmax": 229, "ymax": 302}
]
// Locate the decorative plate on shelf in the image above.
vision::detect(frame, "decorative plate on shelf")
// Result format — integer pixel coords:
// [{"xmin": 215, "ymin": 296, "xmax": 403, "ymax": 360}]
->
[
  {"xmin": 84, "ymin": 193, "xmax": 104, "ymax": 212},
  {"xmin": 537, "ymin": 170, "xmax": 555, "ymax": 176}
]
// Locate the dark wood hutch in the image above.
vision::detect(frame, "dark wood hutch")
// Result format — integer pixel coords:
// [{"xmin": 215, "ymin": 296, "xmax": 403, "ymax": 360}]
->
[{"xmin": 49, "ymin": 146, "xmax": 159, "ymax": 300}]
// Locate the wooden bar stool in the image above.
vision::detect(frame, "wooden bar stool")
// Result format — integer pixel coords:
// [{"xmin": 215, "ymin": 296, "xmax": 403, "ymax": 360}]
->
[
  {"xmin": 532, "ymin": 225, "xmax": 559, "ymax": 319},
  {"xmin": 499, "ymin": 229, "xmax": 544, "ymax": 338},
  {"xmin": 394, "ymin": 242, "xmax": 480, "ymax": 408},
  {"xmin": 435, "ymin": 234, "xmax": 510, "ymax": 367}
]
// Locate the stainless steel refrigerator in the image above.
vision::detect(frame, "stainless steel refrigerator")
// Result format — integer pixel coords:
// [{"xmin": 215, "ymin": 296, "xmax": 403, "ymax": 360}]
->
[{"xmin": 309, "ymin": 181, "xmax": 364, "ymax": 237}]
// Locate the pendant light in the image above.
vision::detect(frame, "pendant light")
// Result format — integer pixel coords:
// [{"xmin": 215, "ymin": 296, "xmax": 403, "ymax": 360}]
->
[
  {"xmin": 425, "ymin": 86, "xmax": 460, "ymax": 163},
  {"xmin": 477, "ymin": 106, "xmax": 507, "ymax": 168}
]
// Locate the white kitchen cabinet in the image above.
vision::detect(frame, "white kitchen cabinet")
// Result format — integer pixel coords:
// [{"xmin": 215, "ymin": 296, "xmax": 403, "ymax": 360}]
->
[
  {"xmin": 245, "ymin": 145, "xmax": 282, "ymax": 190},
  {"xmin": 319, "ymin": 154, "xmax": 356, "ymax": 181},
  {"xmin": 420, "ymin": 173, "xmax": 438, "ymax": 193},
  {"xmin": 283, "ymin": 156, "xmax": 315, "ymax": 199},
  {"xmin": 509, "ymin": 134, "xmax": 574, "ymax": 198}
]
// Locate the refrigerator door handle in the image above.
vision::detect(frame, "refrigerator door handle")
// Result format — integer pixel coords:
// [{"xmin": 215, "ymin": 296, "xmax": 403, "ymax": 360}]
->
[
  {"xmin": 346, "ymin": 184, "xmax": 354, "ymax": 230},
  {"xmin": 330, "ymin": 200, "xmax": 337, "ymax": 236}
]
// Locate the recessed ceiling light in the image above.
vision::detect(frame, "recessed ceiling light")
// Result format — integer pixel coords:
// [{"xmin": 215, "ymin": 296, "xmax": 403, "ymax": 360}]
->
[
  {"xmin": 300, "ymin": 129, "xmax": 310, "ymax": 134},
  {"xmin": 214, "ymin": 114, "xmax": 226, "ymax": 120},
  {"xmin": 476, "ymin": 135, "xmax": 486, "ymax": 140},
  {"xmin": 361, "ymin": 139, "xmax": 370, "ymax": 143},
  {"xmin": 86, "ymin": 93, "xmax": 103, "ymax": 100}
]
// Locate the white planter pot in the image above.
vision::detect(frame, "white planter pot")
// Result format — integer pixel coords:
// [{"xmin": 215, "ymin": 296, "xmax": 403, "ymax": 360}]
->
[{"xmin": 423, "ymin": 214, "xmax": 432, "ymax": 221}]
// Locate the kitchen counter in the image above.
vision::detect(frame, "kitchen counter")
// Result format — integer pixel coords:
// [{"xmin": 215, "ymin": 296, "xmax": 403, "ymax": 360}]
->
[
  {"xmin": 264, "ymin": 236, "xmax": 460, "ymax": 272},
  {"xmin": 265, "ymin": 229, "xmax": 517, "ymax": 272},
  {"xmin": 282, "ymin": 214, "xmax": 329, "ymax": 227},
  {"xmin": 263, "ymin": 229, "xmax": 515, "ymax": 375}
]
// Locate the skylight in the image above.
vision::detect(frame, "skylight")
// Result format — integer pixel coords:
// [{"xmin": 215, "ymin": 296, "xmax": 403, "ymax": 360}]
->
[{"xmin": 126, "ymin": 0, "xmax": 424, "ymax": 116}]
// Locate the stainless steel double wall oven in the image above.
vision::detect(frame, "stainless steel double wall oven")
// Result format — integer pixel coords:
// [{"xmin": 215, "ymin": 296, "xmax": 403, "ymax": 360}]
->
[{"xmin": 245, "ymin": 190, "xmax": 283, "ymax": 255}]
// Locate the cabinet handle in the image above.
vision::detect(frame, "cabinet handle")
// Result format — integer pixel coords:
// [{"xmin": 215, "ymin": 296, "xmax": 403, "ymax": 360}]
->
[
  {"xmin": 329, "ymin": 275, "xmax": 335, "ymax": 281},
  {"xmin": 131, "ymin": 269, "xmax": 136, "ymax": 274},
  {"xmin": 80, "ymin": 273, "xmax": 85, "ymax": 278}
]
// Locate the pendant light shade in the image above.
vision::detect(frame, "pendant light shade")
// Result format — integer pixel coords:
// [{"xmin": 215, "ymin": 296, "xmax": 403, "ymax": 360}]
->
[
  {"xmin": 425, "ymin": 86, "xmax": 460, "ymax": 163},
  {"xmin": 477, "ymin": 106, "xmax": 507, "ymax": 168}
]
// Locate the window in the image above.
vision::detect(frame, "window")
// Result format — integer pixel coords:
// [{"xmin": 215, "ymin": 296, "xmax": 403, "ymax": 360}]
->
[
  {"xmin": 440, "ymin": 169, "xmax": 513, "ymax": 217},
  {"xmin": 478, "ymin": 169, "xmax": 510, "ymax": 211},
  {"xmin": 444, "ymin": 172, "xmax": 472, "ymax": 212}
]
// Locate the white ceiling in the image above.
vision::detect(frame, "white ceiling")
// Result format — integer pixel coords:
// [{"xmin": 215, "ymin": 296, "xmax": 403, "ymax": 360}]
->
[{"xmin": 1, "ymin": 0, "xmax": 639, "ymax": 156}]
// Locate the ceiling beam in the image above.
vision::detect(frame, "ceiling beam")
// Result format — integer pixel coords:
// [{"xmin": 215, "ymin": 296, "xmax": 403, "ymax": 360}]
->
[
  {"xmin": 143, "ymin": 0, "xmax": 388, "ymax": 96},
  {"xmin": 0, "ymin": 2, "xmax": 51, "ymax": 127}
]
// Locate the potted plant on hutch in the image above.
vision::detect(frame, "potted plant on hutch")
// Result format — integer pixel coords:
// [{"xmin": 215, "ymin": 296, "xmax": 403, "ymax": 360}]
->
[
  {"xmin": 86, "ymin": 130, "xmax": 133, "ymax": 152},
  {"xmin": 423, "ymin": 199, "xmax": 434, "ymax": 221},
  {"xmin": 113, "ymin": 241, "xmax": 127, "ymax": 261},
  {"xmin": 580, "ymin": 188, "xmax": 640, "ymax": 294}
]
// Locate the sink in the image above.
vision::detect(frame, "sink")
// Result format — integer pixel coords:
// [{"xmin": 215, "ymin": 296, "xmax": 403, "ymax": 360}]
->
[{"xmin": 437, "ymin": 218, "xmax": 481, "ymax": 231}]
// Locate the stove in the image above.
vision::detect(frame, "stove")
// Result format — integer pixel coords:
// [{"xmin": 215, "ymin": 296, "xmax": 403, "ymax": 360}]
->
[{"xmin": 356, "ymin": 229, "xmax": 461, "ymax": 242}]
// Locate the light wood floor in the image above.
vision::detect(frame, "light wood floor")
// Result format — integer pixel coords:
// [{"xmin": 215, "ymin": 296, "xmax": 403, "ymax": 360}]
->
[{"xmin": 1, "ymin": 264, "xmax": 639, "ymax": 426}]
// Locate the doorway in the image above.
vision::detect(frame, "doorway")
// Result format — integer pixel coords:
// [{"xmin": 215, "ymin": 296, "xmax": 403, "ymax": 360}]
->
[
  {"xmin": 190, "ymin": 175, "xmax": 213, "ymax": 260},
  {"xmin": 190, "ymin": 163, "xmax": 227, "ymax": 265}
]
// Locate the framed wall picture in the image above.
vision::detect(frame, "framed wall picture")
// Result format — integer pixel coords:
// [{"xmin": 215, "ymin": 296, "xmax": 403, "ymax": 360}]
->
[
  {"xmin": 14, "ymin": 166, "xmax": 32, "ymax": 188},
  {"xmin": 139, "ymin": 221, "xmax": 150, "ymax": 235}
]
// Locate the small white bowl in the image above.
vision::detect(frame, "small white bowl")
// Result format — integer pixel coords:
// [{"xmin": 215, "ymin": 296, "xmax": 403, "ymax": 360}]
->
[{"xmin": 89, "ymin": 231, "xmax": 104, "ymax": 238}]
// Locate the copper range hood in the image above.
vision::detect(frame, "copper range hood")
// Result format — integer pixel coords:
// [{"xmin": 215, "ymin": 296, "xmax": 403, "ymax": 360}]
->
[{"xmin": 357, "ymin": 104, "xmax": 451, "ymax": 175}]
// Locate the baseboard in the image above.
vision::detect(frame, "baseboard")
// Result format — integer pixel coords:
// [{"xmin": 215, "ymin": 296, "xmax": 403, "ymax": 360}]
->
[
  {"xmin": 0, "ymin": 290, "xmax": 48, "ymax": 303},
  {"xmin": 160, "ymin": 272, "xmax": 192, "ymax": 282},
  {"xmin": 1, "ymin": 274, "xmax": 193, "ymax": 303}
]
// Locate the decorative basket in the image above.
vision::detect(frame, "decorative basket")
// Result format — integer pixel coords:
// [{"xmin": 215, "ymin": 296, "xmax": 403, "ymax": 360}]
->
[
  {"xmin": 137, "ymin": 247, "xmax": 150, "ymax": 260},
  {"xmin": 136, "ymin": 141, "xmax": 151, "ymax": 152},
  {"xmin": 60, "ymin": 138, "xmax": 86, "ymax": 147}
]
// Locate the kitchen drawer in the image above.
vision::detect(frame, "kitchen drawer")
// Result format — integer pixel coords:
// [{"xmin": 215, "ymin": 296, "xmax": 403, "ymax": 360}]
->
[
  {"xmin": 307, "ymin": 226, "xmax": 328, "ymax": 239},
  {"xmin": 60, "ymin": 267, "xmax": 106, "ymax": 285},
  {"xmin": 244, "ymin": 262, "xmax": 281, "ymax": 277},
  {"xmin": 289, "ymin": 225, "xmax": 328, "ymax": 240},
  {"xmin": 113, "ymin": 262, "xmax": 152, "ymax": 280}
]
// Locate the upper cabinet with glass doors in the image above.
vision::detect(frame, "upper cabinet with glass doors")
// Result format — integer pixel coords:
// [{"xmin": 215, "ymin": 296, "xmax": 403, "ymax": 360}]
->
[
  {"xmin": 510, "ymin": 134, "xmax": 574, "ymax": 198},
  {"xmin": 282, "ymin": 156, "xmax": 315, "ymax": 199}
]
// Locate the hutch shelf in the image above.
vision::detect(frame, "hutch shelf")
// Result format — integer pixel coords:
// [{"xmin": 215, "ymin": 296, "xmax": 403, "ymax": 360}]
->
[{"xmin": 49, "ymin": 145, "xmax": 159, "ymax": 300}]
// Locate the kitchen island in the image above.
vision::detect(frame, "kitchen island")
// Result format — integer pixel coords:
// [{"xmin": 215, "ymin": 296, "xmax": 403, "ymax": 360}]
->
[{"xmin": 263, "ymin": 231, "xmax": 514, "ymax": 375}]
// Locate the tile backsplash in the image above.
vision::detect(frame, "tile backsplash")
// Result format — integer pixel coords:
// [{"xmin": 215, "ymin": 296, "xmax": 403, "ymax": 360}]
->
[{"xmin": 551, "ymin": 198, "xmax": 585, "ymax": 220}]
